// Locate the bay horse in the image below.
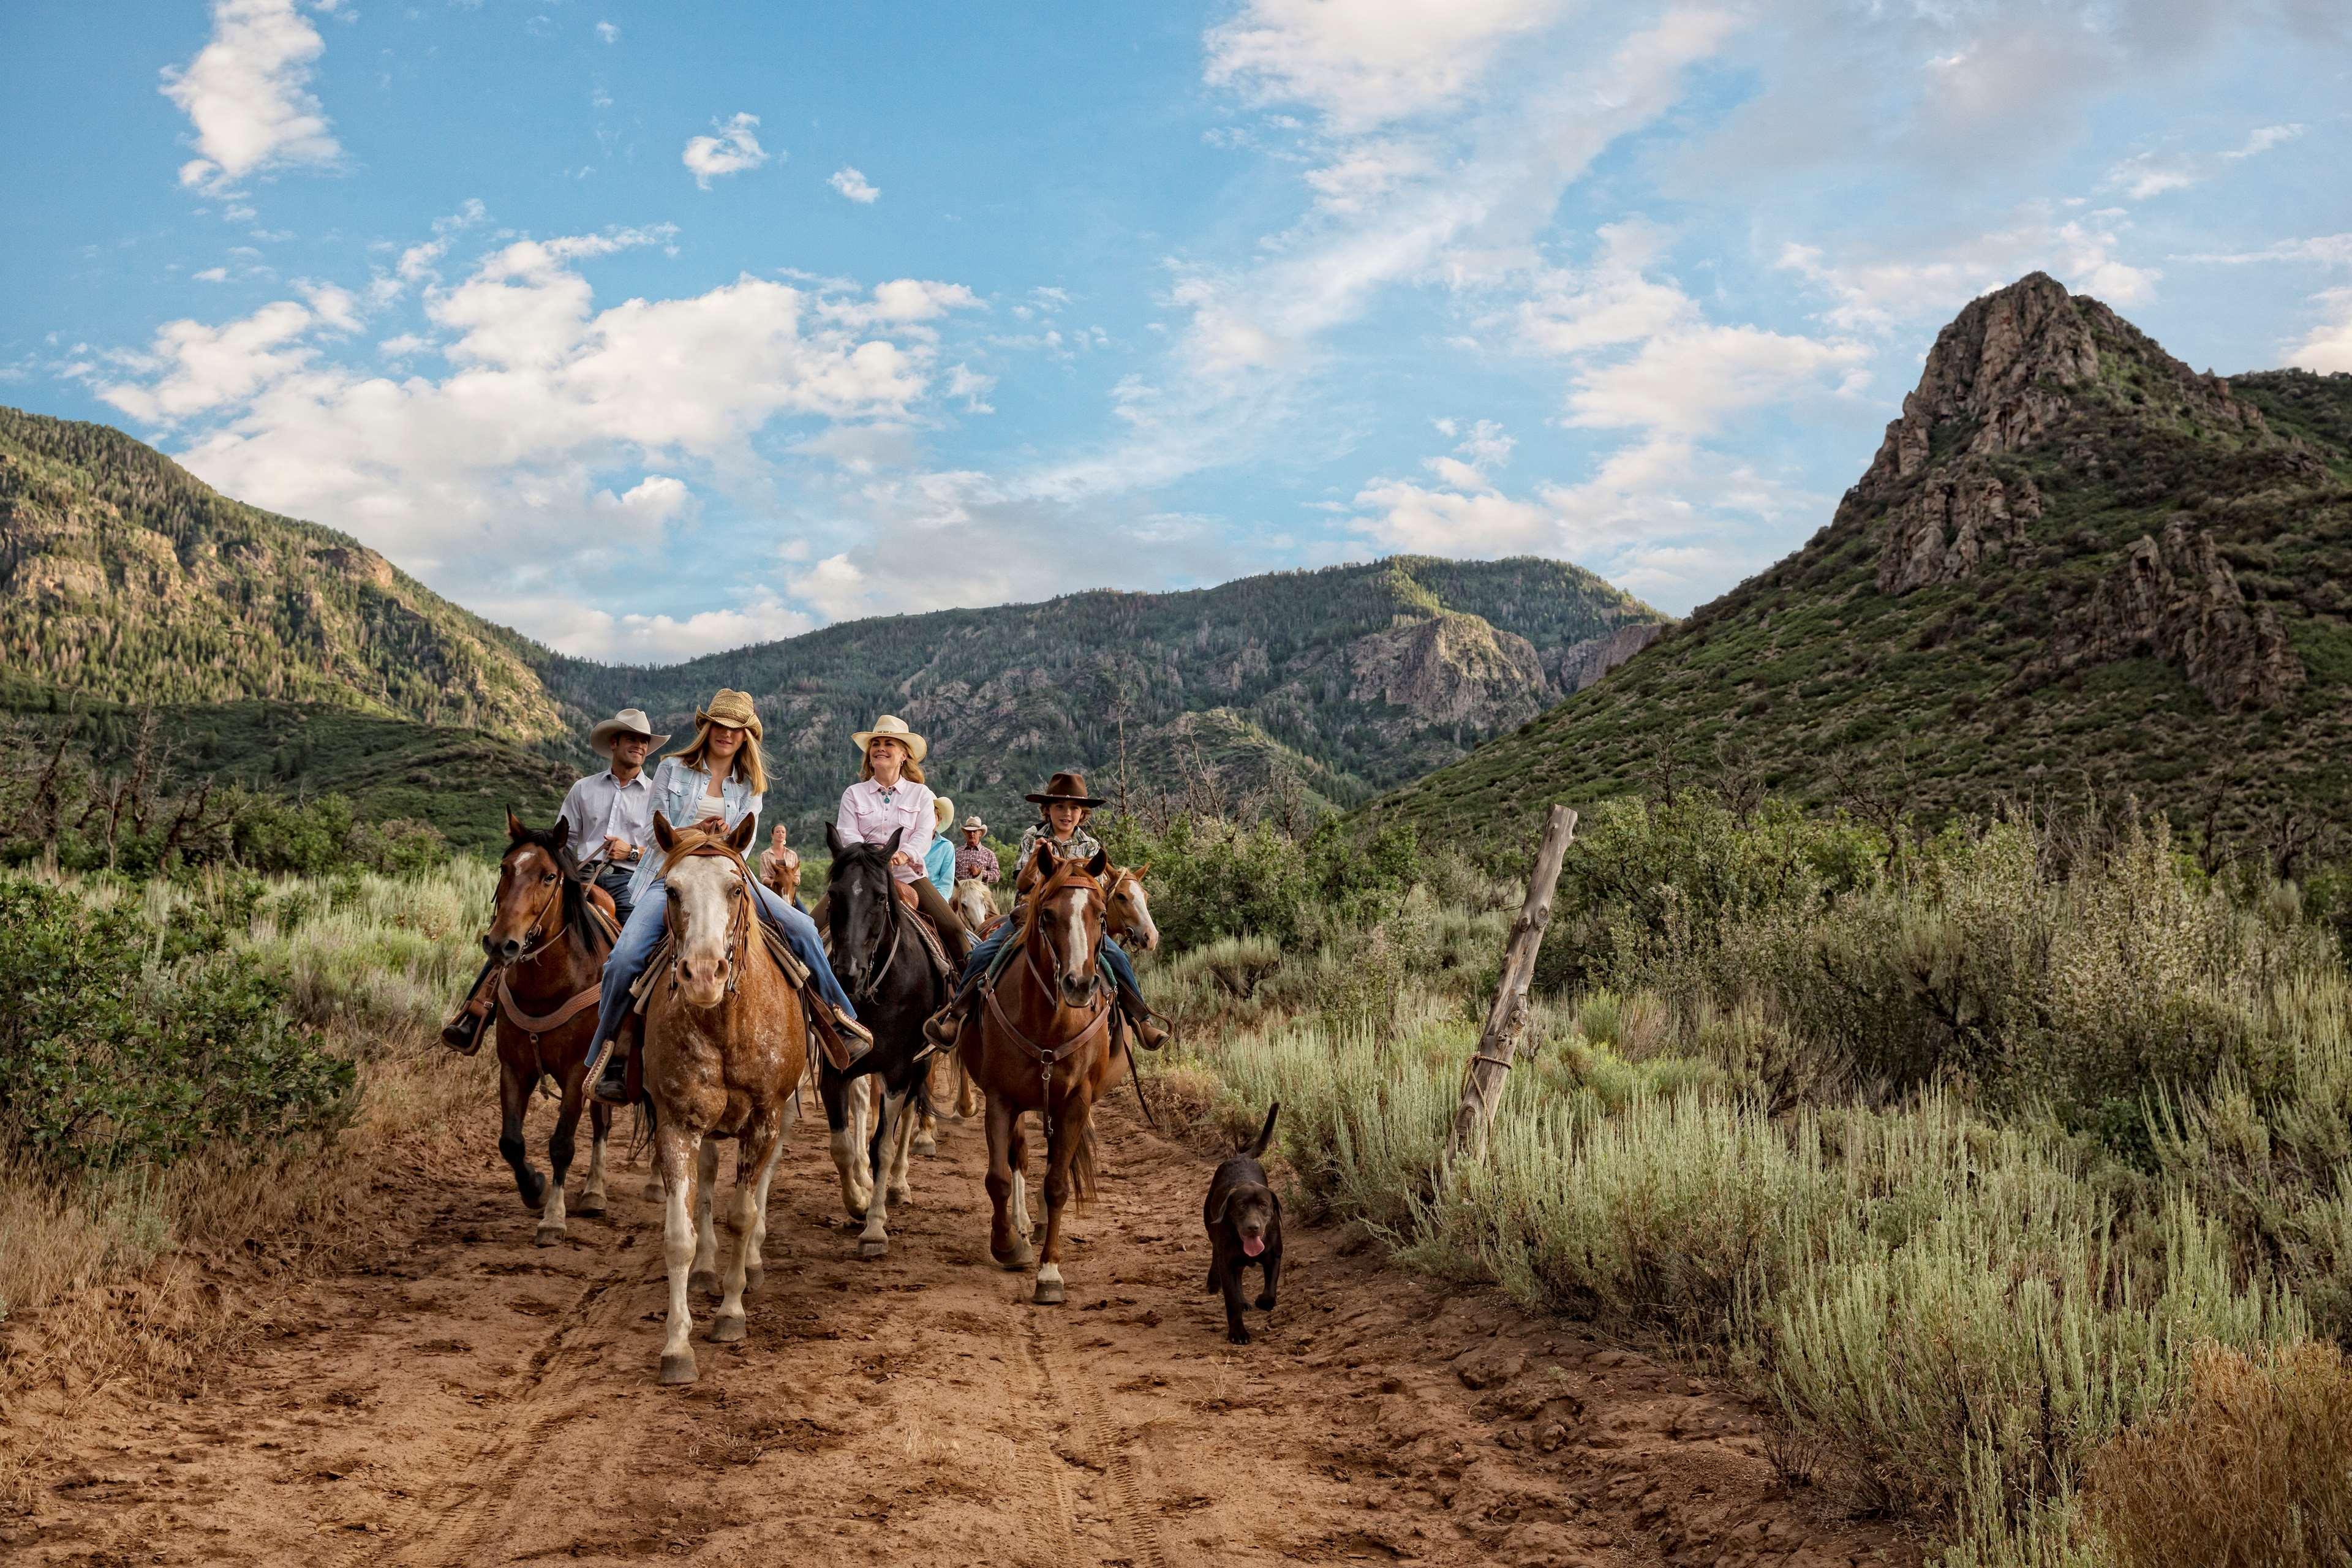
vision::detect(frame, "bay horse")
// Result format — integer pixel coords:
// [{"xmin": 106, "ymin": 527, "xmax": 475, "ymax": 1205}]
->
[
  {"xmin": 487, "ymin": 810, "xmax": 616, "ymax": 1245},
  {"xmin": 820, "ymin": 823, "xmax": 949, "ymax": 1258},
  {"xmin": 638, "ymin": 810, "xmax": 807, "ymax": 1385},
  {"xmin": 963, "ymin": 843, "xmax": 1128, "ymax": 1305}
]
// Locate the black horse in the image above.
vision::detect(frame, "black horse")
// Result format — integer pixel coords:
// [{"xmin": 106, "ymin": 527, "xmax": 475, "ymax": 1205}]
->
[{"xmin": 821, "ymin": 824, "xmax": 950, "ymax": 1258}]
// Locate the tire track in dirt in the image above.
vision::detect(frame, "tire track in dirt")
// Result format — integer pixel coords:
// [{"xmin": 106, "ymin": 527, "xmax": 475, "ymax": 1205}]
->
[{"xmin": 6, "ymin": 1088, "xmax": 1920, "ymax": 1568}]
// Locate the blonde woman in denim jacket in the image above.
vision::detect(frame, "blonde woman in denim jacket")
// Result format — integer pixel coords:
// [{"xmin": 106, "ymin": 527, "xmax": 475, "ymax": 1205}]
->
[{"xmin": 590, "ymin": 689, "xmax": 864, "ymax": 1104}]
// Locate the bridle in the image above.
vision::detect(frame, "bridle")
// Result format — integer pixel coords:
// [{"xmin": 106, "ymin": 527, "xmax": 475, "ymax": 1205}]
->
[
  {"xmin": 656, "ymin": 830, "xmax": 753, "ymax": 1003},
  {"xmin": 832, "ymin": 854, "xmax": 907, "ymax": 1005},
  {"xmin": 985, "ymin": 856, "xmax": 1115, "ymax": 1150},
  {"xmin": 1103, "ymin": 865, "xmax": 1152, "ymax": 944},
  {"xmin": 493, "ymin": 845, "xmax": 571, "ymax": 966}
]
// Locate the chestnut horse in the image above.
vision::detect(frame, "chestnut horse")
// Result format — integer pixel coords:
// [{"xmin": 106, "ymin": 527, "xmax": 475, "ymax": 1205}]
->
[
  {"xmin": 487, "ymin": 811, "xmax": 616, "ymax": 1245},
  {"xmin": 639, "ymin": 810, "xmax": 809, "ymax": 1385},
  {"xmin": 961, "ymin": 843, "xmax": 1128, "ymax": 1305}
]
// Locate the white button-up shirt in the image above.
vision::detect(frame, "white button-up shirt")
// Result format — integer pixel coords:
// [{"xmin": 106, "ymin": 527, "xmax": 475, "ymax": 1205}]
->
[
  {"xmin": 834, "ymin": 777, "xmax": 935, "ymax": 883},
  {"xmin": 559, "ymin": 769, "xmax": 655, "ymax": 872}
]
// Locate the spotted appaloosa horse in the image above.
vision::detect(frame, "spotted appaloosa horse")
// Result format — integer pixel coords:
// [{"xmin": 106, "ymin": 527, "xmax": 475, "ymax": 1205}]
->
[
  {"xmin": 637, "ymin": 810, "xmax": 808, "ymax": 1385},
  {"xmin": 486, "ymin": 811, "xmax": 616, "ymax": 1245},
  {"xmin": 960, "ymin": 843, "xmax": 1129, "ymax": 1305}
]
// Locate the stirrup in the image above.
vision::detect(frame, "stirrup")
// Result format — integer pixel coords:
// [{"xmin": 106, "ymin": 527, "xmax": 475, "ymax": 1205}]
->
[
  {"xmin": 922, "ymin": 1006, "xmax": 963, "ymax": 1047},
  {"xmin": 589, "ymin": 1041, "xmax": 631, "ymax": 1105},
  {"xmin": 834, "ymin": 1008, "xmax": 873, "ymax": 1046}
]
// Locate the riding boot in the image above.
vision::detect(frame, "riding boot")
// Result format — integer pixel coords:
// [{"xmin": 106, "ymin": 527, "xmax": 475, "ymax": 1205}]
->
[
  {"xmin": 924, "ymin": 993, "xmax": 969, "ymax": 1049},
  {"xmin": 1117, "ymin": 984, "xmax": 1171, "ymax": 1051},
  {"xmin": 591, "ymin": 1020, "xmax": 634, "ymax": 1106},
  {"xmin": 440, "ymin": 958, "xmax": 497, "ymax": 1054}
]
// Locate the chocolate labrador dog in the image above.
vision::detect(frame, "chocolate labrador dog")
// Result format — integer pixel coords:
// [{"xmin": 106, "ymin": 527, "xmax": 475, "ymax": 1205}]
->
[{"xmin": 1202, "ymin": 1102, "xmax": 1282, "ymax": 1344}]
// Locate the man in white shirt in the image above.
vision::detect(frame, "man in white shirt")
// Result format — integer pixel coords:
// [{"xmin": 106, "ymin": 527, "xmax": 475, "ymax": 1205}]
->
[{"xmin": 559, "ymin": 708, "xmax": 669, "ymax": 925}]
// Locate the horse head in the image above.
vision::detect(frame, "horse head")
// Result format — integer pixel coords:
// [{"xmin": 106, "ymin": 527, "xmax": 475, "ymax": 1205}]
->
[
  {"xmin": 655, "ymin": 809, "xmax": 756, "ymax": 1009},
  {"xmin": 1026, "ymin": 843, "xmax": 1109, "ymax": 1009},
  {"xmin": 1106, "ymin": 862, "xmax": 1158, "ymax": 953},
  {"xmin": 951, "ymin": 876, "xmax": 996, "ymax": 935},
  {"xmin": 491, "ymin": 809, "xmax": 576, "ymax": 963},
  {"xmin": 824, "ymin": 821, "xmax": 903, "ymax": 997}
]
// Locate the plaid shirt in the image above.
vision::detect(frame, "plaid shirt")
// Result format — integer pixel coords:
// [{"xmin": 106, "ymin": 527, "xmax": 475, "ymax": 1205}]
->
[
  {"xmin": 1016, "ymin": 823, "xmax": 1101, "ymax": 867},
  {"xmin": 954, "ymin": 842, "xmax": 1000, "ymax": 882}
]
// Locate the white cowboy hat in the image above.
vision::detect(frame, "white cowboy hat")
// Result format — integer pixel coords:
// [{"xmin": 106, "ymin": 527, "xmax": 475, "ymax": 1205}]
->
[
  {"xmin": 961, "ymin": 815, "xmax": 987, "ymax": 834},
  {"xmin": 933, "ymin": 796, "xmax": 956, "ymax": 829},
  {"xmin": 850, "ymin": 714, "xmax": 928, "ymax": 763},
  {"xmin": 589, "ymin": 707, "xmax": 670, "ymax": 750}
]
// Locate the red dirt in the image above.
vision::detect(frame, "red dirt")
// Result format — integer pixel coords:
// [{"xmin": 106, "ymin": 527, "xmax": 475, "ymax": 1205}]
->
[{"xmin": 3, "ymin": 1096, "xmax": 1916, "ymax": 1567}]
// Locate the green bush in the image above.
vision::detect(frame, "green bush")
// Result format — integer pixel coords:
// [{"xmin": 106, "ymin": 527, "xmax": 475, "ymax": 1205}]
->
[
  {"xmin": 0, "ymin": 877, "xmax": 355, "ymax": 1171},
  {"xmin": 1099, "ymin": 812, "xmax": 1418, "ymax": 954}
]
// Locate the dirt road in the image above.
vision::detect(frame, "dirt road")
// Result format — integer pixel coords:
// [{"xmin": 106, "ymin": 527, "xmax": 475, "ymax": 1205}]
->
[{"xmin": 11, "ymin": 1094, "xmax": 1910, "ymax": 1567}]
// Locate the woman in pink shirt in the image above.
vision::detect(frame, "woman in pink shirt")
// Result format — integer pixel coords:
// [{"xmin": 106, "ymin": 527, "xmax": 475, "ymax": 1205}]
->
[{"xmin": 823, "ymin": 715, "xmax": 970, "ymax": 969}]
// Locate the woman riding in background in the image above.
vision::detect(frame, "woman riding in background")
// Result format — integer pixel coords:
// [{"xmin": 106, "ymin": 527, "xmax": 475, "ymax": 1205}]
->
[
  {"xmin": 922, "ymin": 770, "xmax": 1168, "ymax": 1052},
  {"xmin": 819, "ymin": 715, "xmax": 971, "ymax": 971},
  {"xmin": 924, "ymin": 796, "xmax": 959, "ymax": 901},
  {"xmin": 589, "ymin": 689, "xmax": 867, "ymax": 1105}
]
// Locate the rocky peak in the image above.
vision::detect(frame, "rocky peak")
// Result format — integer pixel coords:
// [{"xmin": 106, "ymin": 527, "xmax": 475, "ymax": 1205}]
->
[
  {"xmin": 1348, "ymin": 610, "xmax": 1546, "ymax": 729},
  {"xmin": 2042, "ymin": 518, "xmax": 2303, "ymax": 712},
  {"xmin": 1876, "ymin": 464, "xmax": 2042, "ymax": 594}
]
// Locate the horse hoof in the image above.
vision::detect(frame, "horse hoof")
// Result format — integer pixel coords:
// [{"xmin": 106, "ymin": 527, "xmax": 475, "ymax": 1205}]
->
[
  {"xmin": 912, "ymin": 1133, "xmax": 937, "ymax": 1156},
  {"xmin": 1032, "ymin": 1276, "xmax": 1066, "ymax": 1306},
  {"xmin": 690, "ymin": 1269, "xmax": 722, "ymax": 1297},
  {"xmin": 707, "ymin": 1313, "xmax": 746, "ymax": 1344},
  {"xmin": 534, "ymin": 1224, "xmax": 564, "ymax": 1247},
  {"xmin": 842, "ymin": 1197, "xmax": 869, "ymax": 1223},
  {"xmin": 519, "ymin": 1178, "xmax": 547, "ymax": 1211},
  {"xmin": 993, "ymin": 1246, "xmax": 1035, "ymax": 1272},
  {"xmin": 859, "ymin": 1236, "xmax": 889, "ymax": 1260},
  {"xmin": 659, "ymin": 1352, "xmax": 698, "ymax": 1386},
  {"xmin": 887, "ymin": 1186, "xmax": 911, "ymax": 1207},
  {"xmin": 640, "ymin": 1179, "xmax": 663, "ymax": 1203},
  {"xmin": 575, "ymin": 1196, "xmax": 606, "ymax": 1219}
]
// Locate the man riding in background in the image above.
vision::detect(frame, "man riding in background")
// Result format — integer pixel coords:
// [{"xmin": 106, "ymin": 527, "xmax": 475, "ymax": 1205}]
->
[
  {"xmin": 560, "ymin": 707, "xmax": 667, "ymax": 927},
  {"xmin": 437, "ymin": 706, "xmax": 666, "ymax": 1056},
  {"xmin": 953, "ymin": 814, "xmax": 998, "ymax": 884}
]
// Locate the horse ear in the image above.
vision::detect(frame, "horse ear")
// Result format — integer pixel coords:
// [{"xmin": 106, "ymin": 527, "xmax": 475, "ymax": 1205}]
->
[
  {"xmin": 826, "ymin": 821, "xmax": 846, "ymax": 858},
  {"xmin": 505, "ymin": 807, "xmax": 526, "ymax": 842},
  {"xmin": 653, "ymin": 811, "xmax": 676, "ymax": 851},
  {"xmin": 1086, "ymin": 849, "xmax": 1110, "ymax": 879},
  {"xmin": 727, "ymin": 812, "xmax": 757, "ymax": 853},
  {"xmin": 1030, "ymin": 840, "xmax": 1057, "ymax": 877},
  {"xmin": 883, "ymin": 826, "xmax": 904, "ymax": 859},
  {"xmin": 1136, "ymin": 862, "xmax": 1150, "ymax": 878},
  {"xmin": 549, "ymin": 816, "xmax": 570, "ymax": 851}
]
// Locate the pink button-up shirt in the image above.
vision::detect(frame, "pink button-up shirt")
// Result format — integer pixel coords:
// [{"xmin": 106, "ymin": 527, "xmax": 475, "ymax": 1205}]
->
[{"xmin": 834, "ymin": 777, "xmax": 935, "ymax": 883}]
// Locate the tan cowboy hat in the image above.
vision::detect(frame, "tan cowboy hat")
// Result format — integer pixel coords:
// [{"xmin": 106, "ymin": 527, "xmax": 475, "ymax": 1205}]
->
[
  {"xmin": 695, "ymin": 688, "xmax": 763, "ymax": 741},
  {"xmin": 961, "ymin": 814, "xmax": 988, "ymax": 835},
  {"xmin": 1026, "ymin": 770, "xmax": 1105, "ymax": 807},
  {"xmin": 850, "ymin": 713, "xmax": 927, "ymax": 763},
  {"xmin": 589, "ymin": 707, "xmax": 669, "ymax": 751},
  {"xmin": 933, "ymin": 796, "xmax": 956, "ymax": 829}
]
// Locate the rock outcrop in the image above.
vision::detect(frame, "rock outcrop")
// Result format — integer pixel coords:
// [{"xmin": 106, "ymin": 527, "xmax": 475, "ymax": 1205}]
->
[
  {"xmin": 1876, "ymin": 466, "xmax": 2042, "ymax": 594},
  {"xmin": 1348, "ymin": 611, "xmax": 1548, "ymax": 729},
  {"xmin": 2046, "ymin": 519, "xmax": 2303, "ymax": 712},
  {"xmin": 1553, "ymin": 620, "xmax": 1663, "ymax": 692}
]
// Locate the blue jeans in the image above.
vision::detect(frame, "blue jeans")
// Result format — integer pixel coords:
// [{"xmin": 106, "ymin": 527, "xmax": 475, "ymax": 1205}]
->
[
  {"xmin": 954, "ymin": 927, "xmax": 1137, "ymax": 1003},
  {"xmin": 590, "ymin": 876, "xmax": 856, "ymax": 1053}
]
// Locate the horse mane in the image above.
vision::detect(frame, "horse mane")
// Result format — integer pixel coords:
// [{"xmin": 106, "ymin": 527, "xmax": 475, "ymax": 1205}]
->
[{"xmin": 506, "ymin": 820, "xmax": 610, "ymax": 958}]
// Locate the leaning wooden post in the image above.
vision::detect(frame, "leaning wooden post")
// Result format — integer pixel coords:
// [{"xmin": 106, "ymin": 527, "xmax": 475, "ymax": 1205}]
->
[{"xmin": 1447, "ymin": 804, "xmax": 1578, "ymax": 1164}]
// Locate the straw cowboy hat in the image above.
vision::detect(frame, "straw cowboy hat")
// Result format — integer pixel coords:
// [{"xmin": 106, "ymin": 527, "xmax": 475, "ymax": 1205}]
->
[
  {"xmin": 695, "ymin": 688, "xmax": 763, "ymax": 741},
  {"xmin": 589, "ymin": 707, "xmax": 669, "ymax": 751},
  {"xmin": 1027, "ymin": 770, "xmax": 1105, "ymax": 808},
  {"xmin": 933, "ymin": 796, "xmax": 956, "ymax": 829},
  {"xmin": 850, "ymin": 714, "xmax": 927, "ymax": 763},
  {"xmin": 961, "ymin": 814, "xmax": 988, "ymax": 835}
]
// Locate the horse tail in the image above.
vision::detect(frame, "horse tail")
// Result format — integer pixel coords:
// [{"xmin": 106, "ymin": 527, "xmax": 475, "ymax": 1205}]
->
[{"xmin": 1068, "ymin": 1123, "xmax": 1099, "ymax": 1204}]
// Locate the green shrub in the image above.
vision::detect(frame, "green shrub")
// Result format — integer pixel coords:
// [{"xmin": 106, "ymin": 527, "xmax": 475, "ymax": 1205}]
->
[{"xmin": 0, "ymin": 877, "xmax": 355, "ymax": 1171}]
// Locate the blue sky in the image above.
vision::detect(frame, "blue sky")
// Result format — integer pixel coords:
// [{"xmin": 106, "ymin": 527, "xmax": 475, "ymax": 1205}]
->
[{"xmin": 4, "ymin": 1, "xmax": 2348, "ymax": 662}]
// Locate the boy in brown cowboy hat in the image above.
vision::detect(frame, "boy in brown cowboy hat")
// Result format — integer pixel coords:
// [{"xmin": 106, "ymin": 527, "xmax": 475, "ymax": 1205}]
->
[
  {"xmin": 440, "ymin": 705, "xmax": 666, "ymax": 1055},
  {"xmin": 922, "ymin": 769, "xmax": 1168, "ymax": 1051}
]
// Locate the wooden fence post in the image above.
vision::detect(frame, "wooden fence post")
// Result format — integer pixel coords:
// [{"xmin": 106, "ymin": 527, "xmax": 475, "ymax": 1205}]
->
[{"xmin": 1447, "ymin": 803, "xmax": 1578, "ymax": 1164}]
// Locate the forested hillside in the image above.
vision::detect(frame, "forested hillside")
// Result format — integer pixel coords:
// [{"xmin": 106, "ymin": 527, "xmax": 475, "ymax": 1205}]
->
[{"xmin": 1377, "ymin": 274, "xmax": 2352, "ymax": 863}]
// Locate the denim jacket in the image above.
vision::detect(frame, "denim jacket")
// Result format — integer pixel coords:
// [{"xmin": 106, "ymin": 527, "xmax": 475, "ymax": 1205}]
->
[{"xmin": 628, "ymin": 756, "xmax": 764, "ymax": 904}]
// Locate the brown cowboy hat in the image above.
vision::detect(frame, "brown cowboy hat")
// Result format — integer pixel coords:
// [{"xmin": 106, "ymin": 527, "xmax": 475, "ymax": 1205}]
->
[
  {"xmin": 1026, "ymin": 770, "xmax": 1105, "ymax": 808},
  {"xmin": 695, "ymin": 688, "xmax": 763, "ymax": 741}
]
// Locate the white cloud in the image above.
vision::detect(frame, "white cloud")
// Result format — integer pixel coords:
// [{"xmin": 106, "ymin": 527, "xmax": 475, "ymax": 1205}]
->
[
  {"xmin": 1778, "ymin": 209, "xmax": 2160, "ymax": 334},
  {"xmin": 161, "ymin": 0, "xmax": 342, "ymax": 190},
  {"xmin": 595, "ymin": 20, "xmax": 619, "ymax": 43},
  {"xmin": 595, "ymin": 473, "xmax": 693, "ymax": 526},
  {"xmin": 484, "ymin": 584, "xmax": 815, "ymax": 663},
  {"xmin": 2290, "ymin": 288, "xmax": 2352, "ymax": 373},
  {"xmin": 944, "ymin": 363, "xmax": 997, "ymax": 413},
  {"xmin": 193, "ymin": 266, "xmax": 230, "ymax": 284},
  {"xmin": 97, "ymin": 300, "xmax": 317, "ymax": 421},
  {"xmin": 1205, "ymin": 0, "xmax": 1577, "ymax": 132},
  {"xmin": 829, "ymin": 166, "xmax": 880, "ymax": 203},
  {"xmin": 682, "ymin": 113, "xmax": 772, "ymax": 189},
  {"xmin": 2106, "ymin": 123, "xmax": 2304, "ymax": 201},
  {"xmin": 818, "ymin": 279, "xmax": 981, "ymax": 331},
  {"xmin": 1567, "ymin": 323, "xmax": 1868, "ymax": 437},
  {"xmin": 2175, "ymin": 234, "xmax": 2352, "ymax": 268},
  {"xmin": 1301, "ymin": 140, "xmax": 1436, "ymax": 214}
]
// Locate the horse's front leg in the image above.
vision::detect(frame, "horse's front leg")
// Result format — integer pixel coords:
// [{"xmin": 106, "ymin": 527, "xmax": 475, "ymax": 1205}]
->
[
  {"xmin": 579, "ymin": 1098, "xmax": 611, "ymax": 1218},
  {"xmin": 496, "ymin": 1052, "xmax": 546, "ymax": 1215},
  {"xmin": 983, "ymin": 1091, "xmax": 1031, "ymax": 1270},
  {"xmin": 656, "ymin": 1120, "xmax": 700, "ymax": 1385},
  {"xmin": 858, "ymin": 1085, "xmax": 900, "ymax": 1259},
  {"xmin": 689, "ymin": 1138, "xmax": 722, "ymax": 1297},
  {"xmin": 537, "ymin": 1057, "xmax": 581, "ymax": 1245},
  {"xmin": 713, "ymin": 1114, "xmax": 783, "ymax": 1344},
  {"xmin": 1033, "ymin": 1093, "xmax": 1089, "ymax": 1307},
  {"xmin": 824, "ymin": 1069, "xmax": 873, "ymax": 1221}
]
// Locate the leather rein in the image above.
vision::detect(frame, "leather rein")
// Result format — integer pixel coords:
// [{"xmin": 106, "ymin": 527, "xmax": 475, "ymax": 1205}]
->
[
  {"xmin": 655, "ymin": 831, "xmax": 756, "ymax": 1003},
  {"xmin": 489, "ymin": 847, "xmax": 609, "ymax": 1044},
  {"xmin": 983, "ymin": 859, "xmax": 1115, "ymax": 1074}
]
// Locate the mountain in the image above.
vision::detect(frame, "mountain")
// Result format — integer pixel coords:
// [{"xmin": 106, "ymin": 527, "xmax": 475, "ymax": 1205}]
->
[
  {"xmin": 1, "ymin": 404, "xmax": 1665, "ymax": 845},
  {"xmin": 1374, "ymin": 274, "xmax": 2352, "ymax": 860}
]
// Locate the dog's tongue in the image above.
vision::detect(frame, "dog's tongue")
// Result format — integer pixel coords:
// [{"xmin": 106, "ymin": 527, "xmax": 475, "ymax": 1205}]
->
[{"xmin": 1241, "ymin": 1235, "xmax": 1265, "ymax": 1257}]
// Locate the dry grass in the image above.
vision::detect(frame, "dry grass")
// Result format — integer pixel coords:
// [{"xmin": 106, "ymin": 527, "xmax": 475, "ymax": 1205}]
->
[{"xmin": 2084, "ymin": 1341, "xmax": 2352, "ymax": 1568}]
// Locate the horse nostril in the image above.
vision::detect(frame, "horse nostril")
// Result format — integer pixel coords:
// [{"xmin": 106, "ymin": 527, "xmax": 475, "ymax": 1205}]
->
[{"xmin": 499, "ymin": 939, "xmax": 521, "ymax": 959}]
